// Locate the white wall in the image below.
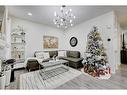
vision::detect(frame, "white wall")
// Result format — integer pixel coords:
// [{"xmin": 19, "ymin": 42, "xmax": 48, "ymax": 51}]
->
[
  {"xmin": 5, "ymin": 17, "xmax": 11, "ymax": 59},
  {"xmin": 0, "ymin": 49, "xmax": 5, "ymax": 59},
  {"xmin": 113, "ymin": 13, "xmax": 121, "ymax": 70},
  {"xmin": 0, "ymin": 7, "xmax": 8, "ymax": 59},
  {"xmin": 64, "ymin": 11, "xmax": 120, "ymax": 73},
  {"xmin": 11, "ymin": 16, "xmax": 64, "ymax": 58}
]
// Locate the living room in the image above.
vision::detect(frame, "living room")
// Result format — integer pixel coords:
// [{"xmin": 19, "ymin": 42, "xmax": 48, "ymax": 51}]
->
[{"xmin": 1, "ymin": 4, "xmax": 127, "ymax": 91}]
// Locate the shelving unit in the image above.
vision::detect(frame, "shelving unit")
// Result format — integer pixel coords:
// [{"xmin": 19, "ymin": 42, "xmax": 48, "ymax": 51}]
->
[{"xmin": 11, "ymin": 26, "xmax": 26, "ymax": 63}]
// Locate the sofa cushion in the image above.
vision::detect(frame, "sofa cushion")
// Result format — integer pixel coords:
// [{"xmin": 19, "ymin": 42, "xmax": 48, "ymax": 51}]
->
[
  {"xmin": 57, "ymin": 56, "xmax": 65, "ymax": 59},
  {"xmin": 63, "ymin": 57, "xmax": 83, "ymax": 63},
  {"xmin": 26, "ymin": 59, "xmax": 39, "ymax": 71},
  {"xmin": 58, "ymin": 51, "xmax": 66, "ymax": 57},
  {"xmin": 43, "ymin": 52, "xmax": 50, "ymax": 59},
  {"xmin": 42, "ymin": 58, "xmax": 52, "ymax": 62},
  {"xmin": 66, "ymin": 51, "xmax": 80, "ymax": 58},
  {"xmin": 27, "ymin": 59, "xmax": 38, "ymax": 62},
  {"xmin": 49, "ymin": 51, "xmax": 58, "ymax": 58},
  {"xmin": 36, "ymin": 52, "xmax": 44, "ymax": 59}
]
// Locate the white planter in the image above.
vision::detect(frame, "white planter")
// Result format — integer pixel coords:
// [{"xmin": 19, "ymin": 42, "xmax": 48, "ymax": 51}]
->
[
  {"xmin": 0, "ymin": 75, "xmax": 6, "ymax": 89},
  {"xmin": 5, "ymin": 69, "xmax": 11, "ymax": 86}
]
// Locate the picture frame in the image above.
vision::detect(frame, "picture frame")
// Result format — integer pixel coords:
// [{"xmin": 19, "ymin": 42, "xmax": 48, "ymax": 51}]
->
[{"xmin": 43, "ymin": 35, "xmax": 58, "ymax": 49}]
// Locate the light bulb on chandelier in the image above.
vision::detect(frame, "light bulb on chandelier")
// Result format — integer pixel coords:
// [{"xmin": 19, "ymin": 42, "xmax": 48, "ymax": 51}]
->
[
  {"xmin": 70, "ymin": 19, "xmax": 72, "ymax": 23},
  {"xmin": 61, "ymin": 19, "xmax": 63, "ymax": 22},
  {"xmin": 73, "ymin": 16, "xmax": 75, "ymax": 18},
  {"xmin": 54, "ymin": 12, "xmax": 57, "ymax": 16},
  {"xmin": 71, "ymin": 24, "xmax": 73, "ymax": 26}
]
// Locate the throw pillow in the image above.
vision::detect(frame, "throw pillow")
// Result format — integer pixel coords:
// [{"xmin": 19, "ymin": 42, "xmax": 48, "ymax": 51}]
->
[
  {"xmin": 58, "ymin": 51, "xmax": 66, "ymax": 57},
  {"xmin": 43, "ymin": 52, "xmax": 50, "ymax": 59},
  {"xmin": 36, "ymin": 52, "xmax": 44, "ymax": 59}
]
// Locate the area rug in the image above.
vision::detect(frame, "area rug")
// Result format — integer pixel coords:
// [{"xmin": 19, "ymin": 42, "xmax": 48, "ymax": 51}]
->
[
  {"xmin": 81, "ymin": 68, "xmax": 111, "ymax": 80},
  {"xmin": 20, "ymin": 65, "xmax": 82, "ymax": 89}
]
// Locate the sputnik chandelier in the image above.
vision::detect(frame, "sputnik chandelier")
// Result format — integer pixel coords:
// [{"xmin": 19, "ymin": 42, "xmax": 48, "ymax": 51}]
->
[{"xmin": 53, "ymin": 5, "xmax": 76, "ymax": 30}]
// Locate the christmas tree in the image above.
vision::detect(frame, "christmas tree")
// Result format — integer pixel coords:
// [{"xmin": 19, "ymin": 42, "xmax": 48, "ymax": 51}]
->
[{"xmin": 83, "ymin": 26, "xmax": 110, "ymax": 77}]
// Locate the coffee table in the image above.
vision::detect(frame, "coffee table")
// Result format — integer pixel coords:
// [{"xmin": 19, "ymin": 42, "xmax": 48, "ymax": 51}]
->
[{"xmin": 39, "ymin": 59, "xmax": 69, "ymax": 80}]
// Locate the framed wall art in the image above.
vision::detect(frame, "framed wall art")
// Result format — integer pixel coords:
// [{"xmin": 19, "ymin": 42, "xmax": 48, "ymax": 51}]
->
[{"xmin": 43, "ymin": 35, "xmax": 58, "ymax": 49}]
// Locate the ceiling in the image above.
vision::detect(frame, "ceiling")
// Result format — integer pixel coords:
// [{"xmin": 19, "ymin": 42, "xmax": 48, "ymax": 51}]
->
[{"xmin": 7, "ymin": 6, "xmax": 127, "ymax": 30}]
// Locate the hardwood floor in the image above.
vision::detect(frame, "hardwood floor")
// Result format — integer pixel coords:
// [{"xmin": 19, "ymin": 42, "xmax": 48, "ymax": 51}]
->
[
  {"xmin": 5, "ymin": 64, "xmax": 127, "ymax": 89},
  {"xmin": 5, "ymin": 68, "xmax": 27, "ymax": 89},
  {"xmin": 57, "ymin": 64, "xmax": 127, "ymax": 89}
]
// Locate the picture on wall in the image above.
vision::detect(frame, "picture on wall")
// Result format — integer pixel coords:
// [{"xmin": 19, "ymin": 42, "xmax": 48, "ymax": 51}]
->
[{"xmin": 43, "ymin": 35, "xmax": 58, "ymax": 49}]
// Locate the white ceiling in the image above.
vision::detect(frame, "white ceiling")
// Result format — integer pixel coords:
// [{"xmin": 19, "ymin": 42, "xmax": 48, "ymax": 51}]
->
[{"xmin": 7, "ymin": 6, "xmax": 127, "ymax": 29}]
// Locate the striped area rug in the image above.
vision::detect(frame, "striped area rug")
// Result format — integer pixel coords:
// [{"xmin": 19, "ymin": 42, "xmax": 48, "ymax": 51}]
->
[{"xmin": 20, "ymin": 65, "xmax": 82, "ymax": 89}]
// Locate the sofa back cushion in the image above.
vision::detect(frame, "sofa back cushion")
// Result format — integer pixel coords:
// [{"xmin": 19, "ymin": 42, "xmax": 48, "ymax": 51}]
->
[
  {"xmin": 43, "ymin": 52, "xmax": 50, "ymax": 59},
  {"xmin": 66, "ymin": 51, "xmax": 80, "ymax": 58},
  {"xmin": 34, "ymin": 51, "xmax": 58, "ymax": 58},
  {"xmin": 58, "ymin": 51, "xmax": 66, "ymax": 57},
  {"xmin": 35, "ymin": 50, "xmax": 80, "ymax": 58},
  {"xmin": 49, "ymin": 51, "xmax": 58, "ymax": 58},
  {"xmin": 36, "ymin": 52, "xmax": 44, "ymax": 59}
]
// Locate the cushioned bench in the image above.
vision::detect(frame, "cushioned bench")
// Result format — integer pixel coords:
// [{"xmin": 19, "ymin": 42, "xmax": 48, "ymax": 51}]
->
[{"xmin": 26, "ymin": 59, "xmax": 40, "ymax": 71}]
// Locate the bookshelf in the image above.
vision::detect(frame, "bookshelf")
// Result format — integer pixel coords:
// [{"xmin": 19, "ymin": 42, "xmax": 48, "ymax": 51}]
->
[{"xmin": 11, "ymin": 26, "xmax": 26, "ymax": 63}]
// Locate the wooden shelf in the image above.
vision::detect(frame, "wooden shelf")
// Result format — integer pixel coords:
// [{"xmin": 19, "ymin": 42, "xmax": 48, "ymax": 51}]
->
[
  {"xmin": 11, "ymin": 43, "xmax": 26, "ymax": 45},
  {"xmin": 11, "ymin": 34, "xmax": 25, "ymax": 38}
]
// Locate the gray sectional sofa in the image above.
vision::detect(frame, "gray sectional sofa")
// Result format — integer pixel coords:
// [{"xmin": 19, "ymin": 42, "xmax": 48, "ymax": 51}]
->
[{"xmin": 34, "ymin": 50, "xmax": 83, "ymax": 69}]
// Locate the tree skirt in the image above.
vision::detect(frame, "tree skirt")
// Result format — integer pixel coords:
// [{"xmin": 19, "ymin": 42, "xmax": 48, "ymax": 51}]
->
[{"xmin": 81, "ymin": 68, "xmax": 111, "ymax": 80}]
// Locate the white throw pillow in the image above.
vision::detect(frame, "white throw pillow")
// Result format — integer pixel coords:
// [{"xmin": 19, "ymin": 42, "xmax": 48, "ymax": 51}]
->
[
  {"xmin": 58, "ymin": 51, "xmax": 66, "ymax": 57},
  {"xmin": 36, "ymin": 52, "xmax": 44, "ymax": 59},
  {"xmin": 43, "ymin": 52, "xmax": 50, "ymax": 59}
]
